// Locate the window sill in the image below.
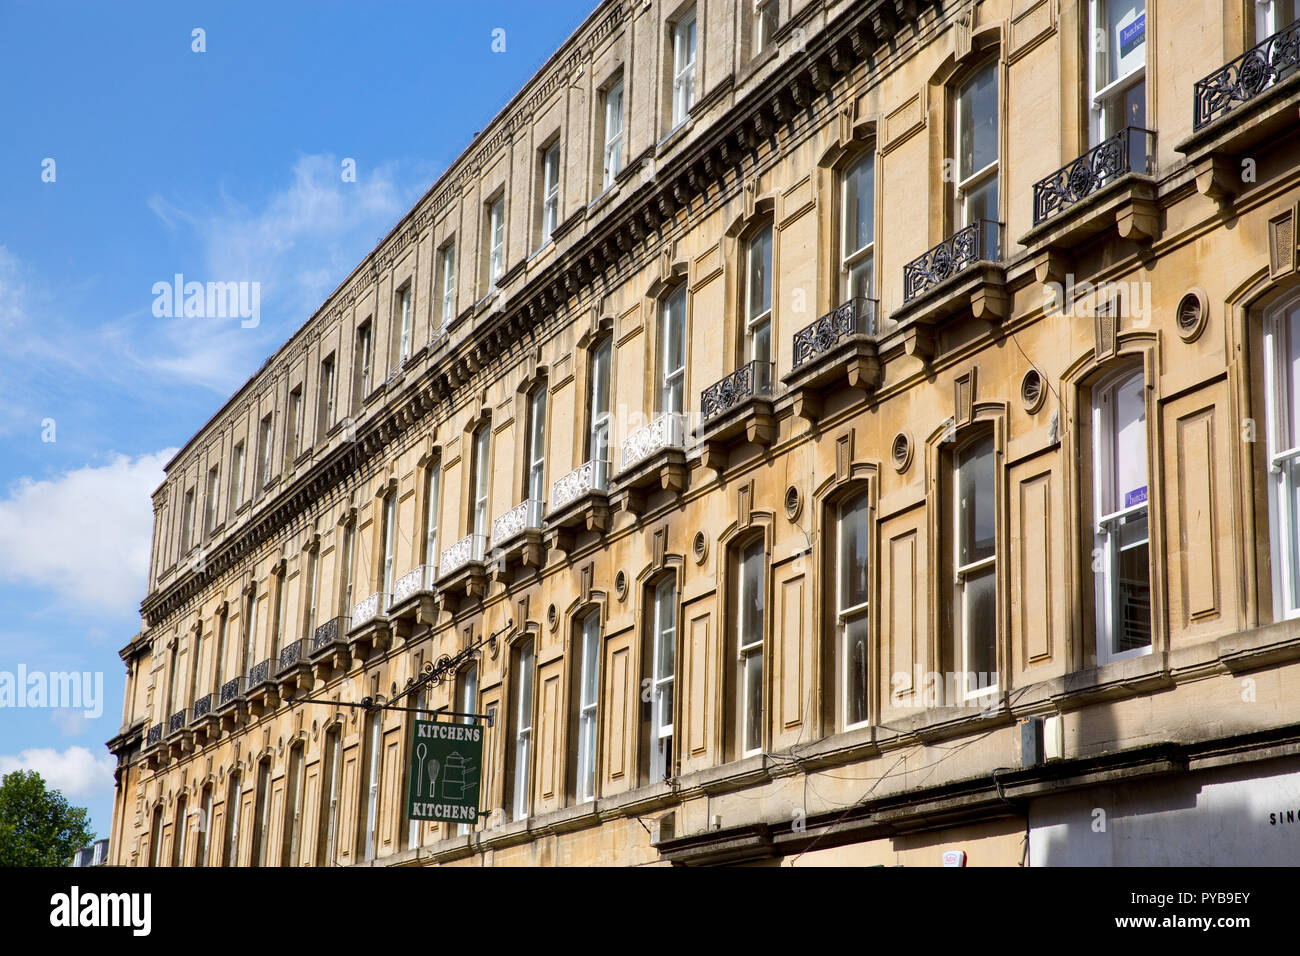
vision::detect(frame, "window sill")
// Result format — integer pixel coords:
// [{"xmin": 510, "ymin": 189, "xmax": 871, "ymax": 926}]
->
[{"xmin": 655, "ymin": 117, "xmax": 695, "ymax": 156}]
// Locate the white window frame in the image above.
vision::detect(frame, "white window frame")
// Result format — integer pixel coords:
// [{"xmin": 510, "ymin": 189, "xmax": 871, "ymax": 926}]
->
[
  {"xmin": 305, "ymin": 547, "xmax": 320, "ymax": 637},
  {"xmin": 273, "ymin": 568, "xmax": 288, "ymax": 659},
  {"xmin": 1087, "ymin": 0, "xmax": 1147, "ymax": 144},
  {"xmin": 541, "ymin": 143, "xmax": 560, "ymax": 245},
  {"xmin": 363, "ymin": 714, "xmax": 381, "ymax": 862},
  {"xmin": 588, "ymin": 339, "xmax": 612, "ymax": 465},
  {"xmin": 953, "ymin": 433, "xmax": 998, "ymax": 701},
  {"xmin": 526, "ymin": 387, "xmax": 547, "ymax": 502},
  {"xmin": 512, "ymin": 640, "xmax": 535, "ymax": 821},
  {"xmin": 753, "ymin": 0, "xmax": 779, "ymax": 55},
  {"xmin": 1091, "ymin": 365, "xmax": 1154, "ymax": 663},
  {"xmin": 397, "ymin": 285, "xmax": 412, "ymax": 364},
  {"xmin": 243, "ymin": 586, "xmax": 258, "ymax": 673},
  {"xmin": 671, "ymin": 9, "xmax": 697, "ymax": 127},
  {"xmin": 1264, "ymin": 297, "xmax": 1300, "ymax": 620},
  {"xmin": 287, "ymin": 387, "xmax": 303, "ymax": 463},
  {"xmin": 745, "ymin": 224, "xmax": 773, "ymax": 366},
  {"xmin": 841, "ymin": 151, "xmax": 875, "ymax": 302},
  {"xmin": 230, "ymin": 440, "xmax": 245, "ymax": 512},
  {"xmin": 357, "ymin": 322, "xmax": 373, "ymax": 399},
  {"xmin": 440, "ymin": 241, "xmax": 457, "ymax": 327},
  {"xmin": 320, "ymin": 354, "xmax": 336, "ymax": 435},
  {"xmin": 488, "ymin": 197, "xmax": 505, "ymax": 285},
  {"xmin": 456, "ymin": 663, "xmax": 479, "ymax": 835},
  {"xmin": 283, "ymin": 745, "xmax": 305, "ymax": 866},
  {"xmin": 575, "ymin": 612, "xmax": 600, "ymax": 803},
  {"xmin": 340, "ymin": 521, "xmax": 355, "ymax": 617},
  {"xmin": 318, "ymin": 727, "xmax": 341, "ymax": 866},
  {"xmin": 471, "ymin": 426, "xmax": 491, "ymax": 540},
  {"xmin": 650, "ymin": 577, "xmax": 676, "ymax": 782},
  {"xmin": 180, "ymin": 487, "xmax": 195, "ymax": 553},
  {"xmin": 407, "ymin": 687, "xmax": 428, "ymax": 851},
  {"xmin": 204, "ymin": 465, "xmax": 220, "ymax": 537},
  {"xmin": 223, "ymin": 773, "xmax": 241, "ymax": 867},
  {"xmin": 660, "ymin": 285, "xmax": 687, "ymax": 415},
  {"xmin": 381, "ymin": 493, "xmax": 397, "ymax": 604},
  {"xmin": 213, "ymin": 610, "xmax": 228, "ymax": 691},
  {"xmin": 424, "ymin": 463, "xmax": 441, "ymax": 568},
  {"xmin": 258, "ymin": 414, "xmax": 274, "ymax": 488},
  {"xmin": 253, "ymin": 759, "xmax": 271, "ymax": 867},
  {"xmin": 737, "ymin": 538, "xmax": 765, "ymax": 758},
  {"xmin": 837, "ymin": 490, "xmax": 871, "ymax": 730},
  {"xmin": 197, "ymin": 787, "xmax": 212, "ymax": 867},
  {"xmin": 603, "ymin": 78, "xmax": 624, "ymax": 188},
  {"xmin": 955, "ymin": 60, "xmax": 1000, "ymax": 233}
]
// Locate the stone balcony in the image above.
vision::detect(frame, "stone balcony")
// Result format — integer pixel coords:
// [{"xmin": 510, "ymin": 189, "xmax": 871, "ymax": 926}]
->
[
  {"xmin": 348, "ymin": 591, "xmax": 391, "ymax": 663},
  {"xmin": 612, "ymin": 412, "xmax": 688, "ymax": 515},
  {"xmin": 143, "ymin": 721, "xmax": 167, "ymax": 770},
  {"xmin": 189, "ymin": 692, "xmax": 219, "ymax": 745},
  {"xmin": 546, "ymin": 459, "xmax": 612, "ymax": 554},
  {"xmin": 215, "ymin": 675, "xmax": 248, "ymax": 733},
  {"xmin": 492, "ymin": 499, "xmax": 545, "ymax": 581},
  {"xmin": 1020, "ymin": 127, "xmax": 1160, "ymax": 278},
  {"xmin": 696, "ymin": 360, "xmax": 776, "ymax": 473},
  {"xmin": 891, "ymin": 220, "xmax": 1008, "ymax": 361},
  {"xmin": 166, "ymin": 707, "xmax": 192, "ymax": 759},
  {"xmin": 388, "ymin": 564, "xmax": 440, "ymax": 636},
  {"xmin": 276, "ymin": 638, "xmax": 314, "ymax": 697},
  {"xmin": 246, "ymin": 658, "xmax": 279, "ymax": 716},
  {"xmin": 309, "ymin": 615, "xmax": 352, "ymax": 683},
  {"xmin": 783, "ymin": 297, "xmax": 881, "ymax": 424},
  {"xmin": 438, "ymin": 533, "xmax": 489, "ymax": 613},
  {"xmin": 1177, "ymin": 19, "xmax": 1300, "ymax": 204}
]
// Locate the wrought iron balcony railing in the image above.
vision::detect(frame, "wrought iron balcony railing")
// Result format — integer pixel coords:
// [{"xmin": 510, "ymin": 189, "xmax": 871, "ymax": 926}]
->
[
  {"xmin": 902, "ymin": 219, "xmax": 1001, "ymax": 302},
  {"xmin": 277, "ymin": 639, "xmax": 310, "ymax": 673},
  {"xmin": 1032, "ymin": 127, "xmax": 1155, "ymax": 226},
  {"xmin": 551, "ymin": 459, "xmax": 610, "ymax": 512},
  {"xmin": 219, "ymin": 676, "xmax": 245, "ymax": 707},
  {"xmin": 312, "ymin": 616, "xmax": 350, "ymax": 653},
  {"xmin": 1194, "ymin": 18, "xmax": 1300, "ymax": 129},
  {"xmin": 191, "ymin": 693, "xmax": 213, "ymax": 722},
  {"xmin": 792, "ymin": 298, "xmax": 877, "ymax": 370},
  {"xmin": 701, "ymin": 360, "xmax": 774, "ymax": 422},
  {"xmin": 167, "ymin": 709, "xmax": 187, "ymax": 737},
  {"xmin": 440, "ymin": 534, "xmax": 488, "ymax": 577},
  {"xmin": 621, "ymin": 412, "xmax": 687, "ymax": 472},
  {"xmin": 146, "ymin": 724, "xmax": 163, "ymax": 748},
  {"xmin": 351, "ymin": 592, "xmax": 384, "ymax": 628},
  {"xmin": 248, "ymin": 658, "xmax": 272, "ymax": 687},
  {"xmin": 493, "ymin": 499, "xmax": 545, "ymax": 547}
]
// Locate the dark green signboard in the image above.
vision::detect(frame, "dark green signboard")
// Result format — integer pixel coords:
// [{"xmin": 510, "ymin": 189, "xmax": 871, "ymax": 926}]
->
[{"xmin": 407, "ymin": 719, "xmax": 483, "ymax": 823}]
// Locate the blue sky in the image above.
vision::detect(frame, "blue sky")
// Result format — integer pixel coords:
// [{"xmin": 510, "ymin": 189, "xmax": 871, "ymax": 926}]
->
[{"xmin": 0, "ymin": 0, "xmax": 597, "ymax": 843}]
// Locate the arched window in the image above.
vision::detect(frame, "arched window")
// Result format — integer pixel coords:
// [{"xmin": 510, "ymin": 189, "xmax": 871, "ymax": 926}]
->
[
  {"xmin": 509, "ymin": 639, "xmax": 535, "ymax": 821},
  {"xmin": 282, "ymin": 744, "xmax": 306, "ymax": 865},
  {"xmin": 223, "ymin": 770, "xmax": 242, "ymax": 867},
  {"xmin": 250, "ymin": 757, "xmax": 271, "ymax": 866},
  {"xmin": 316, "ymin": 725, "xmax": 342, "ymax": 866},
  {"xmin": 171, "ymin": 794, "xmax": 188, "ymax": 866}
]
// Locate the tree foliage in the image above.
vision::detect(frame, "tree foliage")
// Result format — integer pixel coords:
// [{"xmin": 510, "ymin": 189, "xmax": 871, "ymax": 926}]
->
[{"xmin": 0, "ymin": 770, "xmax": 95, "ymax": 867}]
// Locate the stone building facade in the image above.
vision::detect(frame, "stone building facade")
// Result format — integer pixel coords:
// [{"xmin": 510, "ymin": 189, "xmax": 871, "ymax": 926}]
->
[{"xmin": 106, "ymin": 0, "xmax": 1300, "ymax": 866}]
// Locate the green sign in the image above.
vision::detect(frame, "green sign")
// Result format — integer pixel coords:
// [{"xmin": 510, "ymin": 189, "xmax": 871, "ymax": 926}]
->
[{"xmin": 407, "ymin": 719, "xmax": 483, "ymax": 823}]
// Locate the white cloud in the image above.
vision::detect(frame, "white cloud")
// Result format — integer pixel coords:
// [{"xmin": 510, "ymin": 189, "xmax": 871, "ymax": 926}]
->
[
  {"xmin": 0, "ymin": 449, "xmax": 175, "ymax": 613},
  {"xmin": 0, "ymin": 745, "xmax": 115, "ymax": 800}
]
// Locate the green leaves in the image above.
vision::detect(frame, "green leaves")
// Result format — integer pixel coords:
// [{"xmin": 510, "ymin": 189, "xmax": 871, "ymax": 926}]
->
[{"xmin": 0, "ymin": 769, "xmax": 95, "ymax": 867}]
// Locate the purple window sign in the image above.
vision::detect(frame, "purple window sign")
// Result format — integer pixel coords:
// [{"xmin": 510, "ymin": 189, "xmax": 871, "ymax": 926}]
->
[{"xmin": 1124, "ymin": 485, "xmax": 1148, "ymax": 509}]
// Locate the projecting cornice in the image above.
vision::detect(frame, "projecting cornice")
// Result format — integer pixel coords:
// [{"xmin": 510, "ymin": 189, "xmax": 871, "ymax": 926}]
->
[{"xmin": 140, "ymin": 0, "xmax": 935, "ymax": 628}]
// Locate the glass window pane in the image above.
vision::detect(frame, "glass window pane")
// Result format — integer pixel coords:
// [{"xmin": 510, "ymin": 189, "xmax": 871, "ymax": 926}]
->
[
  {"xmin": 959, "ymin": 62, "xmax": 998, "ymax": 179},
  {"xmin": 964, "ymin": 176, "xmax": 999, "ymax": 230},
  {"xmin": 1112, "ymin": 371, "xmax": 1148, "ymax": 510},
  {"xmin": 843, "ymin": 154, "xmax": 874, "ymax": 256},
  {"xmin": 1105, "ymin": 0, "xmax": 1146, "ymax": 87},
  {"xmin": 845, "ymin": 614, "xmax": 869, "ymax": 725},
  {"xmin": 743, "ymin": 651, "xmax": 762, "ymax": 751},
  {"xmin": 741, "ymin": 540, "xmax": 764, "ymax": 645},
  {"xmin": 748, "ymin": 226, "xmax": 772, "ymax": 322},
  {"xmin": 849, "ymin": 255, "xmax": 872, "ymax": 302},
  {"xmin": 839, "ymin": 492, "xmax": 870, "ymax": 609},
  {"xmin": 1114, "ymin": 511, "xmax": 1151, "ymax": 652},
  {"xmin": 1286, "ymin": 306, "xmax": 1300, "ymax": 449},
  {"xmin": 957, "ymin": 435, "xmax": 995, "ymax": 566},
  {"xmin": 964, "ymin": 565, "xmax": 997, "ymax": 681}
]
